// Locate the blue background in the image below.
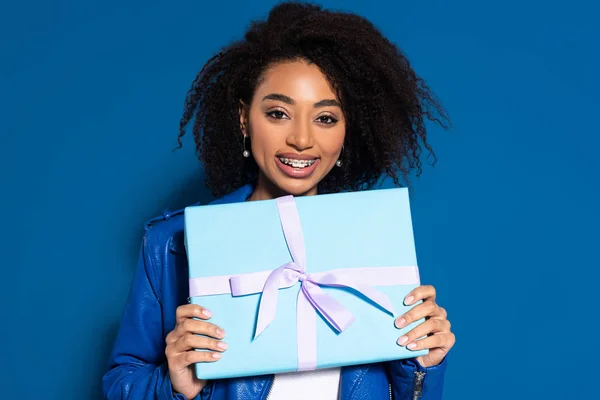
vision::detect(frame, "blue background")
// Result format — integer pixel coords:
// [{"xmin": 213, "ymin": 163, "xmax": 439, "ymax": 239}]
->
[{"xmin": 1, "ymin": 0, "xmax": 598, "ymax": 399}]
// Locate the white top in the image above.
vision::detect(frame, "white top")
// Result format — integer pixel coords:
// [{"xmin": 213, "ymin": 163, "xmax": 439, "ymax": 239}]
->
[{"xmin": 268, "ymin": 367, "xmax": 341, "ymax": 399}]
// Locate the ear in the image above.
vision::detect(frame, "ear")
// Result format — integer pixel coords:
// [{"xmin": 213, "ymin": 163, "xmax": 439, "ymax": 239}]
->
[{"xmin": 238, "ymin": 100, "xmax": 249, "ymax": 136}]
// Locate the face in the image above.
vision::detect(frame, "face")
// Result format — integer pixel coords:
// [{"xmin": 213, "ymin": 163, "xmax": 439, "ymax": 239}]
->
[{"xmin": 240, "ymin": 59, "xmax": 346, "ymax": 199}]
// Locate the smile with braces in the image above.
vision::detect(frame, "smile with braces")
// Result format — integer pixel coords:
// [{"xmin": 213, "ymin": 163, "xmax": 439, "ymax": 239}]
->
[{"xmin": 278, "ymin": 157, "xmax": 317, "ymax": 168}]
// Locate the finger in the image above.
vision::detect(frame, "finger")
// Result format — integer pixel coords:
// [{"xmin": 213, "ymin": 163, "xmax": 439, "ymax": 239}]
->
[
  {"xmin": 177, "ymin": 318, "xmax": 226, "ymax": 339},
  {"xmin": 173, "ymin": 333, "xmax": 229, "ymax": 354},
  {"xmin": 177, "ymin": 349, "xmax": 223, "ymax": 367},
  {"xmin": 395, "ymin": 300, "xmax": 439, "ymax": 328},
  {"xmin": 436, "ymin": 306, "xmax": 448, "ymax": 320},
  {"xmin": 404, "ymin": 332, "xmax": 456, "ymax": 352},
  {"xmin": 166, "ymin": 318, "xmax": 225, "ymax": 346},
  {"xmin": 176, "ymin": 304, "xmax": 212, "ymax": 323},
  {"xmin": 396, "ymin": 318, "xmax": 450, "ymax": 346},
  {"xmin": 404, "ymin": 285, "xmax": 436, "ymax": 306},
  {"xmin": 165, "ymin": 330, "xmax": 177, "ymax": 346}
]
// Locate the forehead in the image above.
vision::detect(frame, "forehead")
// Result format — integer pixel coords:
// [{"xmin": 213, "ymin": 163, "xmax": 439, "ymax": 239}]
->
[{"xmin": 254, "ymin": 59, "xmax": 338, "ymax": 100}]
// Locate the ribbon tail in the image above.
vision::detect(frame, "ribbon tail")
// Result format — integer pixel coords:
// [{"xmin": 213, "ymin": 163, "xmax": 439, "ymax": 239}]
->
[
  {"xmin": 296, "ymin": 288, "xmax": 317, "ymax": 371},
  {"xmin": 302, "ymin": 280, "xmax": 355, "ymax": 332},
  {"xmin": 310, "ymin": 273, "xmax": 397, "ymax": 316},
  {"xmin": 254, "ymin": 266, "xmax": 286, "ymax": 338}
]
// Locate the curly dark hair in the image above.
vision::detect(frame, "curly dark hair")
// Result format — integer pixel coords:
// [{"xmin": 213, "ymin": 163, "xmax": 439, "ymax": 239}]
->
[{"xmin": 177, "ymin": 1, "xmax": 450, "ymax": 198}]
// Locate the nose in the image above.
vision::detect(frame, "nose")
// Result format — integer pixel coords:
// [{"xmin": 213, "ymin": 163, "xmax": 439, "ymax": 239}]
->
[{"xmin": 286, "ymin": 118, "xmax": 314, "ymax": 150}]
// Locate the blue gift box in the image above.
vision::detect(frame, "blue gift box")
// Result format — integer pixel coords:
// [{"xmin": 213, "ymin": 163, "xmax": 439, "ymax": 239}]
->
[{"xmin": 184, "ymin": 187, "xmax": 428, "ymax": 380}]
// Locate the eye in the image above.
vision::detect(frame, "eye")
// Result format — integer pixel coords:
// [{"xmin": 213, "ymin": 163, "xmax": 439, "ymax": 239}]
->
[
  {"xmin": 316, "ymin": 115, "xmax": 338, "ymax": 125},
  {"xmin": 266, "ymin": 110, "xmax": 289, "ymax": 120}
]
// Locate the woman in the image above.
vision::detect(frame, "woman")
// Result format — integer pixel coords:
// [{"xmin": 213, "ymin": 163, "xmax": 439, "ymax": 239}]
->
[{"xmin": 103, "ymin": 2, "xmax": 456, "ymax": 399}]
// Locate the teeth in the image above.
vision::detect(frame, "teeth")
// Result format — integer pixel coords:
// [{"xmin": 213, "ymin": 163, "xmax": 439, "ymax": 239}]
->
[{"xmin": 278, "ymin": 157, "xmax": 316, "ymax": 168}]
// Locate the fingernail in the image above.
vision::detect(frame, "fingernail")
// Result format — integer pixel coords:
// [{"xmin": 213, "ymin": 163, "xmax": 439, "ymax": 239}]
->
[
  {"xmin": 396, "ymin": 318, "xmax": 406, "ymax": 328},
  {"xmin": 407, "ymin": 342, "xmax": 417, "ymax": 350},
  {"xmin": 202, "ymin": 309, "xmax": 213, "ymax": 318},
  {"xmin": 217, "ymin": 341, "xmax": 228, "ymax": 350},
  {"xmin": 216, "ymin": 329, "xmax": 226, "ymax": 338},
  {"xmin": 398, "ymin": 336, "xmax": 408, "ymax": 346},
  {"xmin": 404, "ymin": 296, "xmax": 414, "ymax": 305},
  {"xmin": 212, "ymin": 353, "xmax": 222, "ymax": 359}
]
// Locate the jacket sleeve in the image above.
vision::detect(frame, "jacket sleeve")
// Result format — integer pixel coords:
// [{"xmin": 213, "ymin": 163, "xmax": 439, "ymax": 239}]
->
[
  {"xmin": 101, "ymin": 235, "xmax": 213, "ymax": 400},
  {"xmin": 386, "ymin": 356, "xmax": 448, "ymax": 399}
]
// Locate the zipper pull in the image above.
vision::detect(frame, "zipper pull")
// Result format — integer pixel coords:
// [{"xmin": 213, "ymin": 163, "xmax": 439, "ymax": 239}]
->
[{"xmin": 412, "ymin": 371, "xmax": 426, "ymax": 400}]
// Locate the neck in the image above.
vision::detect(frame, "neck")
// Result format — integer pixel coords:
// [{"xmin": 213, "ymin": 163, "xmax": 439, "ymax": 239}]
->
[{"xmin": 247, "ymin": 173, "xmax": 318, "ymax": 201}]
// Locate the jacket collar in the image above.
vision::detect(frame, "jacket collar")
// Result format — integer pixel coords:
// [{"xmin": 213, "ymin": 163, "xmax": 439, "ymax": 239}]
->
[{"xmin": 209, "ymin": 183, "xmax": 255, "ymax": 205}]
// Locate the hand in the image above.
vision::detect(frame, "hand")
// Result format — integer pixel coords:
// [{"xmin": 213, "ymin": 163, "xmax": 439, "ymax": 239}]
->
[
  {"xmin": 394, "ymin": 285, "xmax": 455, "ymax": 368},
  {"xmin": 165, "ymin": 304, "xmax": 227, "ymax": 399}
]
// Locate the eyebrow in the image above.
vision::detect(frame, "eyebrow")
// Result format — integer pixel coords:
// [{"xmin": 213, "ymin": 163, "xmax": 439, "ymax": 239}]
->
[{"xmin": 262, "ymin": 93, "xmax": 341, "ymax": 108}]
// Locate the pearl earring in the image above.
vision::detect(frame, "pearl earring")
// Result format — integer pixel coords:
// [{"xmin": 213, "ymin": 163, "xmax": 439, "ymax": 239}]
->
[
  {"xmin": 336, "ymin": 145, "xmax": 344, "ymax": 167},
  {"xmin": 242, "ymin": 135, "xmax": 250, "ymax": 158}
]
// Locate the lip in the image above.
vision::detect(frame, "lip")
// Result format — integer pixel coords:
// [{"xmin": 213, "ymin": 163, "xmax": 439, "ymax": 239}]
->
[{"xmin": 275, "ymin": 156, "xmax": 320, "ymax": 179}]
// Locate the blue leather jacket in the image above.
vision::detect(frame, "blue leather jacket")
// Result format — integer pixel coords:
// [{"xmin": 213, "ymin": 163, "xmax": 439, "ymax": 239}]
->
[{"xmin": 102, "ymin": 184, "xmax": 448, "ymax": 399}]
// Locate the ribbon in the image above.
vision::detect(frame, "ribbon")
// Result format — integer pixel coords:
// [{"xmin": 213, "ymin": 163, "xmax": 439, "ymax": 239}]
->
[{"xmin": 188, "ymin": 195, "xmax": 421, "ymax": 371}]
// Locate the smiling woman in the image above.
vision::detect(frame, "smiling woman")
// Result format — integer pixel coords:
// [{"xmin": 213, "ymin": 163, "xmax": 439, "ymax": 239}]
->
[
  {"xmin": 176, "ymin": 2, "xmax": 450, "ymax": 200},
  {"xmin": 103, "ymin": 2, "xmax": 455, "ymax": 400},
  {"xmin": 241, "ymin": 60, "xmax": 346, "ymax": 199}
]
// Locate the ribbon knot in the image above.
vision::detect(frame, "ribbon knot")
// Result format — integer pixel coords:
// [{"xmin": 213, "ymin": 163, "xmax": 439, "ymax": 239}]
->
[{"xmin": 297, "ymin": 272, "xmax": 308, "ymax": 282}]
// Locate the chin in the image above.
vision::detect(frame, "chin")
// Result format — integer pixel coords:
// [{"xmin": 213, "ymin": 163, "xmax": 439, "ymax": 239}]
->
[{"xmin": 275, "ymin": 178, "xmax": 319, "ymax": 197}]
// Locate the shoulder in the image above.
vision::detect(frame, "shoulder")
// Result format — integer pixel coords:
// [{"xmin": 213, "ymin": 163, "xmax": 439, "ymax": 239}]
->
[
  {"xmin": 143, "ymin": 205, "xmax": 193, "ymax": 234},
  {"xmin": 140, "ymin": 184, "xmax": 254, "ymax": 252},
  {"xmin": 140, "ymin": 206, "xmax": 194, "ymax": 263},
  {"xmin": 137, "ymin": 204, "xmax": 200, "ymax": 295}
]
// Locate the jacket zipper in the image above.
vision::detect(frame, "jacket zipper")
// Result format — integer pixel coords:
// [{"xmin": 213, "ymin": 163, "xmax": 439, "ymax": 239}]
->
[
  {"xmin": 265, "ymin": 375, "xmax": 275, "ymax": 400},
  {"xmin": 388, "ymin": 381, "xmax": 393, "ymax": 400},
  {"xmin": 412, "ymin": 371, "xmax": 426, "ymax": 400}
]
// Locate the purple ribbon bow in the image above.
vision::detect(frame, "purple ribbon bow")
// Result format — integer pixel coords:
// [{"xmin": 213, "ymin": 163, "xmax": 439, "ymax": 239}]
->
[{"xmin": 230, "ymin": 195, "xmax": 397, "ymax": 339}]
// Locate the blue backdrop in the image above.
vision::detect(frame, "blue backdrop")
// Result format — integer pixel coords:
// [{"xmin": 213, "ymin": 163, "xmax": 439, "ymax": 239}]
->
[{"xmin": 1, "ymin": 0, "xmax": 598, "ymax": 399}]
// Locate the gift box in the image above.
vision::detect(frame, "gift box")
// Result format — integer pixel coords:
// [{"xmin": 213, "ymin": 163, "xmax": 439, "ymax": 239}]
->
[{"xmin": 184, "ymin": 187, "xmax": 428, "ymax": 380}]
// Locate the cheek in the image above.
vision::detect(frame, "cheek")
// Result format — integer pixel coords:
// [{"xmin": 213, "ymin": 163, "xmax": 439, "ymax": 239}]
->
[
  {"xmin": 249, "ymin": 118, "xmax": 279, "ymax": 157},
  {"xmin": 320, "ymin": 127, "xmax": 346, "ymax": 157}
]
